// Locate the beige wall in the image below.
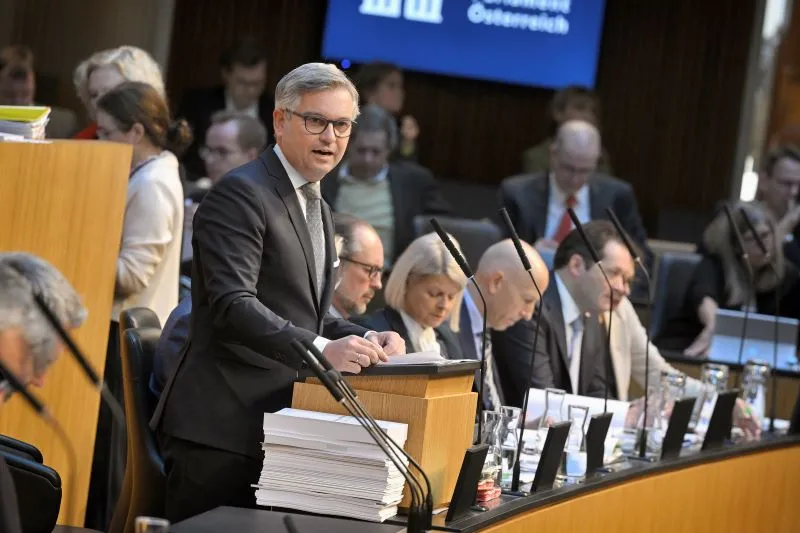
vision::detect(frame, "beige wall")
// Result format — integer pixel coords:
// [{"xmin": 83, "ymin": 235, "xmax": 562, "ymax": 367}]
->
[{"xmin": 1, "ymin": 0, "xmax": 175, "ymax": 116}]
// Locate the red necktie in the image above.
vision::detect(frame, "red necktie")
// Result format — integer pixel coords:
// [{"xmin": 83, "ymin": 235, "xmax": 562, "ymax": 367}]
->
[{"xmin": 553, "ymin": 195, "xmax": 577, "ymax": 243}]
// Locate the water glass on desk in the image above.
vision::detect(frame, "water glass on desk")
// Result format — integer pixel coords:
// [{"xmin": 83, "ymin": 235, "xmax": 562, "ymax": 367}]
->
[
  {"xmin": 135, "ymin": 517, "xmax": 170, "ymax": 533},
  {"xmin": 741, "ymin": 360, "xmax": 770, "ymax": 421}
]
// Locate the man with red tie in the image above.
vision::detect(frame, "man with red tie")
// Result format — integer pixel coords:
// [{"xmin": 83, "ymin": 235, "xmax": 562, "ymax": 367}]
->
[{"xmin": 498, "ymin": 120, "xmax": 650, "ymax": 268}]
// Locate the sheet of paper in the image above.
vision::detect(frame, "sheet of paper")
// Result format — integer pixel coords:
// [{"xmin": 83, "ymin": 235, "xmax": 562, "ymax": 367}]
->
[{"xmin": 376, "ymin": 351, "xmax": 473, "ymax": 365}]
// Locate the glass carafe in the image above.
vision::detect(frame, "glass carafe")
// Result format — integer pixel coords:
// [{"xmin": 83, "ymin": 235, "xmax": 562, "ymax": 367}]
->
[
  {"xmin": 498, "ymin": 406, "xmax": 521, "ymax": 489},
  {"xmin": 535, "ymin": 388, "xmax": 566, "ymax": 453},
  {"xmin": 563, "ymin": 404, "xmax": 589, "ymax": 478},
  {"xmin": 692, "ymin": 363, "xmax": 730, "ymax": 428},
  {"xmin": 480, "ymin": 410, "xmax": 503, "ymax": 486},
  {"xmin": 741, "ymin": 359, "xmax": 770, "ymax": 421}
]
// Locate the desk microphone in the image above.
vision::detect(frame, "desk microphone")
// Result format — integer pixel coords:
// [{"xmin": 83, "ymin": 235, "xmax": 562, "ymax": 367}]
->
[
  {"xmin": 289, "ymin": 341, "xmax": 428, "ymax": 533},
  {"xmin": 429, "ymin": 218, "xmax": 489, "ymax": 445},
  {"xmin": 498, "ymin": 208, "xmax": 543, "ymax": 492},
  {"xmin": 299, "ymin": 338, "xmax": 433, "ymax": 528},
  {"xmin": 606, "ymin": 207, "xmax": 653, "ymax": 459},
  {"xmin": 567, "ymin": 209, "xmax": 614, "ymax": 413},
  {"xmin": 738, "ymin": 206, "xmax": 780, "ymax": 432},
  {"xmin": 0, "ymin": 360, "xmax": 78, "ymax": 524},
  {"xmin": 31, "ymin": 291, "xmax": 126, "ymax": 429},
  {"xmin": 722, "ymin": 204, "xmax": 755, "ymax": 383}
]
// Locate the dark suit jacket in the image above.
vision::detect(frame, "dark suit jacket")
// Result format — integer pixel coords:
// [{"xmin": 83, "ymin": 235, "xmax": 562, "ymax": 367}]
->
[
  {"xmin": 456, "ymin": 299, "xmax": 507, "ymax": 407},
  {"xmin": 354, "ymin": 306, "xmax": 462, "ymax": 359},
  {"xmin": 150, "ymin": 295, "xmax": 192, "ymax": 398},
  {"xmin": 321, "ymin": 160, "xmax": 450, "ymax": 262},
  {"xmin": 498, "ymin": 171, "xmax": 652, "ymax": 269},
  {"xmin": 151, "ymin": 146, "xmax": 368, "ymax": 459},
  {"xmin": 177, "ymin": 85, "xmax": 275, "ymax": 180},
  {"xmin": 492, "ymin": 279, "xmax": 615, "ymax": 407}
]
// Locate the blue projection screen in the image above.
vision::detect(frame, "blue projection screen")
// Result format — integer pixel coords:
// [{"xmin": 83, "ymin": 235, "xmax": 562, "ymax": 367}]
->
[{"xmin": 322, "ymin": 0, "xmax": 607, "ymax": 89}]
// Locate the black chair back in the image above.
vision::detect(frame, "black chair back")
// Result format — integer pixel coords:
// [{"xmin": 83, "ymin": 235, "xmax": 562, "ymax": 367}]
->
[
  {"xmin": 119, "ymin": 327, "xmax": 165, "ymax": 532},
  {"xmin": 119, "ymin": 307, "xmax": 161, "ymax": 333},
  {"xmin": 2, "ymin": 451, "xmax": 61, "ymax": 533},
  {"xmin": 412, "ymin": 215, "xmax": 502, "ymax": 269},
  {"xmin": 649, "ymin": 251, "xmax": 701, "ymax": 338},
  {"xmin": 0, "ymin": 434, "xmax": 43, "ymax": 463}
]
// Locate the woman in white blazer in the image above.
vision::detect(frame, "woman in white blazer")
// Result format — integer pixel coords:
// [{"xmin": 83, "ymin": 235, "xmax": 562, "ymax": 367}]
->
[{"xmin": 87, "ymin": 80, "xmax": 191, "ymax": 529}]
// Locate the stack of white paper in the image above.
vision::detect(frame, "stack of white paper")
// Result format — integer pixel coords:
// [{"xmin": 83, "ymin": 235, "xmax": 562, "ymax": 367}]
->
[
  {"xmin": 0, "ymin": 106, "xmax": 50, "ymax": 139},
  {"xmin": 255, "ymin": 408, "xmax": 408, "ymax": 522}
]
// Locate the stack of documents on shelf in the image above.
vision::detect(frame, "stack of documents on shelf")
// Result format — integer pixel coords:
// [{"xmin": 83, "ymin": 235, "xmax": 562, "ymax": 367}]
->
[
  {"xmin": 0, "ymin": 106, "xmax": 50, "ymax": 139},
  {"xmin": 255, "ymin": 408, "xmax": 408, "ymax": 522},
  {"xmin": 376, "ymin": 350, "xmax": 474, "ymax": 366}
]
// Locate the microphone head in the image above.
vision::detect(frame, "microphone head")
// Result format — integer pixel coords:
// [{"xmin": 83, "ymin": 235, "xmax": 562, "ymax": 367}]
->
[
  {"xmin": 429, "ymin": 218, "xmax": 474, "ymax": 278},
  {"xmin": 605, "ymin": 207, "xmax": 640, "ymax": 262},
  {"xmin": 498, "ymin": 208, "xmax": 533, "ymax": 271},
  {"xmin": 566, "ymin": 209, "xmax": 602, "ymax": 265}
]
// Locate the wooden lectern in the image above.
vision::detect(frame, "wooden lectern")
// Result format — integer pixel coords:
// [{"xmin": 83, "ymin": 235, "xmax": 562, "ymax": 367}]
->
[
  {"xmin": 0, "ymin": 140, "xmax": 131, "ymax": 526},
  {"xmin": 291, "ymin": 361, "xmax": 480, "ymax": 508}
]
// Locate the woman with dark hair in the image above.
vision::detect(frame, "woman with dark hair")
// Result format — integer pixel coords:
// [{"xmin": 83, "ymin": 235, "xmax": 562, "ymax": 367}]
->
[
  {"xmin": 354, "ymin": 61, "xmax": 419, "ymax": 161},
  {"xmin": 86, "ymin": 80, "xmax": 191, "ymax": 529},
  {"xmin": 657, "ymin": 201, "xmax": 800, "ymax": 357}
]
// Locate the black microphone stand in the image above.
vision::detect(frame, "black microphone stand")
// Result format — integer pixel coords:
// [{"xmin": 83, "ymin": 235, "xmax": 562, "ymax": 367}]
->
[
  {"xmin": 299, "ymin": 339, "xmax": 433, "ymax": 529},
  {"xmin": 429, "ymin": 218, "xmax": 489, "ymax": 445},
  {"xmin": 289, "ymin": 342, "xmax": 427, "ymax": 532},
  {"xmin": 497, "ymin": 208, "xmax": 543, "ymax": 493},
  {"xmin": 567, "ymin": 209, "xmax": 613, "ymax": 414},
  {"xmin": 738, "ymin": 206, "xmax": 780, "ymax": 432},
  {"xmin": 605, "ymin": 207, "xmax": 654, "ymax": 459},
  {"xmin": 722, "ymin": 204, "xmax": 755, "ymax": 388}
]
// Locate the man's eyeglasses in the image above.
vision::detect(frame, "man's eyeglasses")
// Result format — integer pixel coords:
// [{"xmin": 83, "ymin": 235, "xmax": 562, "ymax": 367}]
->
[
  {"xmin": 340, "ymin": 256, "xmax": 383, "ymax": 279},
  {"xmin": 285, "ymin": 109, "xmax": 354, "ymax": 138},
  {"xmin": 199, "ymin": 145, "xmax": 241, "ymax": 160}
]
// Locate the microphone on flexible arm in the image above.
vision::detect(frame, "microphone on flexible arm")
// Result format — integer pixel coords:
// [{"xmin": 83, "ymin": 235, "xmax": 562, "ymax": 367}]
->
[
  {"xmin": 567, "ymin": 209, "xmax": 614, "ymax": 413},
  {"xmin": 31, "ymin": 291, "xmax": 126, "ymax": 429},
  {"xmin": 429, "ymin": 218, "xmax": 489, "ymax": 445},
  {"xmin": 605, "ymin": 207, "xmax": 653, "ymax": 460},
  {"xmin": 738, "ymin": 206, "xmax": 780, "ymax": 432},
  {"xmin": 288, "ymin": 341, "xmax": 428, "ymax": 533},
  {"xmin": 497, "ymin": 208, "xmax": 543, "ymax": 493},
  {"xmin": 298, "ymin": 338, "xmax": 433, "ymax": 529},
  {"xmin": 0, "ymin": 360, "xmax": 78, "ymax": 524},
  {"xmin": 722, "ymin": 204, "xmax": 755, "ymax": 386}
]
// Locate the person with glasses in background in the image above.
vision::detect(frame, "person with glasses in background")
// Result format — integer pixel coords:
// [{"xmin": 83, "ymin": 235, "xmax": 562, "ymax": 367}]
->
[
  {"xmin": 151, "ymin": 63, "xmax": 405, "ymax": 522},
  {"xmin": 330, "ymin": 212, "xmax": 385, "ymax": 319},
  {"xmin": 321, "ymin": 104, "xmax": 449, "ymax": 267}
]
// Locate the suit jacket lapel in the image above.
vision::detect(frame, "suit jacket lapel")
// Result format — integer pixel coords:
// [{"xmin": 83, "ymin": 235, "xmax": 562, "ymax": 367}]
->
[
  {"xmin": 543, "ymin": 283, "xmax": 569, "ymax": 375},
  {"xmin": 579, "ymin": 315, "xmax": 601, "ymax": 395},
  {"xmin": 607, "ymin": 310, "xmax": 627, "ymax": 401},
  {"xmin": 263, "ymin": 150, "xmax": 321, "ymax": 313},
  {"xmin": 530, "ymin": 173, "xmax": 549, "ymax": 240},
  {"xmin": 319, "ymin": 202, "xmax": 337, "ymax": 321},
  {"xmin": 589, "ymin": 177, "xmax": 607, "ymax": 221}
]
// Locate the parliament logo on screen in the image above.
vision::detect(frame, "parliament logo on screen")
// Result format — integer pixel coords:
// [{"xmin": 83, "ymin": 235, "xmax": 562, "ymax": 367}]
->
[{"xmin": 360, "ymin": 0, "xmax": 444, "ymax": 24}]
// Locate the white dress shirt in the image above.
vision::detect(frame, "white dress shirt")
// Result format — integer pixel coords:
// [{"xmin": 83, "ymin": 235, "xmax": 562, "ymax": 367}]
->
[
  {"xmin": 225, "ymin": 92, "xmax": 259, "ymax": 119},
  {"xmin": 555, "ymin": 273, "xmax": 585, "ymax": 394},
  {"xmin": 544, "ymin": 173, "xmax": 590, "ymax": 240},
  {"xmin": 399, "ymin": 310, "xmax": 441, "ymax": 355}
]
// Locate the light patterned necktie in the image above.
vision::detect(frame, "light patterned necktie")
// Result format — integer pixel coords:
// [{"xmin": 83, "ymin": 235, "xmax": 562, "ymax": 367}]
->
[
  {"xmin": 478, "ymin": 332, "xmax": 503, "ymax": 410},
  {"xmin": 301, "ymin": 182, "xmax": 325, "ymax": 296}
]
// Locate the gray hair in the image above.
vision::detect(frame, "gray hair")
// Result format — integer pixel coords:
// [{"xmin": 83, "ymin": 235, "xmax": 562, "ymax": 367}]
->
[
  {"xmin": 0, "ymin": 253, "xmax": 86, "ymax": 376},
  {"xmin": 274, "ymin": 62, "xmax": 359, "ymax": 119},
  {"xmin": 350, "ymin": 104, "xmax": 399, "ymax": 152},
  {"xmin": 73, "ymin": 45, "xmax": 165, "ymax": 109}
]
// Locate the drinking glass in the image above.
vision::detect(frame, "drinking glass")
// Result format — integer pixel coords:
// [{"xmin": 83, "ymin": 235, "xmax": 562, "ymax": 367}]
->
[{"xmin": 135, "ymin": 517, "xmax": 170, "ymax": 533}]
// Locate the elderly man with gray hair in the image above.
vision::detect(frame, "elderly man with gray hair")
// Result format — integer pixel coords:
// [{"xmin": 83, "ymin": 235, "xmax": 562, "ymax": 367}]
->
[
  {"xmin": 151, "ymin": 62, "xmax": 405, "ymax": 521},
  {"xmin": 0, "ymin": 253, "xmax": 85, "ymax": 533}
]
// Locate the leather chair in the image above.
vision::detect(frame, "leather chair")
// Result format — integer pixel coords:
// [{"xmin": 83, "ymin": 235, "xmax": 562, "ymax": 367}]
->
[
  {"xmin": 2, "ymin": 450, "xmax": 61, "ymax": 533},
  {"xmin": 117, "ymin": 327, "xmax": 166, "ymax": 533},
  {"xmin": 109, "ymin": 309, "xmax": 162, "ymax": 533},
  {"xmin": 648, "ymin": 251, "xmax": 701, "ymax": 339},
  {"xmin": 412, "ymin": 215, "xmax": 503, "ymax": 270},
  {"xmin": 0, "ymin": 434, "xmax": 43, "ymax": 463}
]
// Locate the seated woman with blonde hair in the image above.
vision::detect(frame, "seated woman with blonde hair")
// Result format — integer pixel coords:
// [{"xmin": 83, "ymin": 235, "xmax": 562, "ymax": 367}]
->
[
  {"xmin": 356, "ymin": 232, "xmax": 467, "ymax": 358},
  {"xmin": 658, "ymin": 201, "xmax": 800, "ymax": 356}
]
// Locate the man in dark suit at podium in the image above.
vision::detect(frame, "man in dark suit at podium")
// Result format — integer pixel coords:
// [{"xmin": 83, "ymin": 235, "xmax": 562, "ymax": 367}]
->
[{"xmin": 152, "ymin": 62, "xmax": 405, "ymax": 522}]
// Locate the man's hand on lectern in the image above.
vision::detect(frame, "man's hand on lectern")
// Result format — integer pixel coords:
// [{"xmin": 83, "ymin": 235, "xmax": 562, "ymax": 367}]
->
[
  {"xmin": 366, "ymin": 331, "xmax": 406, "ymax": 357},
  {"xmin": 323, "ymin": 335, "xmax": 384, "ymax": 374}
]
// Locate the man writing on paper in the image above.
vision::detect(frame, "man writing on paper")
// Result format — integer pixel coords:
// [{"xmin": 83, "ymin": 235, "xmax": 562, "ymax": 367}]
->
[
  {"xmin": 152, "ymin": 63, "xmax": 405, "ymax": 522},
  {"xmin": 492, "ymin": 221, "xmax": 760, "ymax": 437},
  {"xmin": 0, "ymin": 253, "xmax": 86, "ymax": 533}
]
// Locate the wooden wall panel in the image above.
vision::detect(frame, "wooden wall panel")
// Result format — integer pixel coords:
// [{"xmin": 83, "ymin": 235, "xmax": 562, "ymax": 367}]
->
[{"xmin": 167, "ymin": 0, "xmax": 758, "ymax": 235}]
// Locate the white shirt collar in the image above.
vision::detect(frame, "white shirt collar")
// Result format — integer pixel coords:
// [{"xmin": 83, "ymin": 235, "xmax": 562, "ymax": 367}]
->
[
  {"xmin": 549, "ymin": 172, "xmax": 589, "ymax": 207},
  {"xmin": 399, "ymin": 309, "xmax": 439, "ymax": 354},
  {"xmin": 338, "ymin": 162, "xmax": 389, "ymax": 184},
  {"xmin": 273, "ymin": 144, "xmax": 309, "ymax": 190},
  {"xmin": 463, "ymin": 289, "xmax": 484, "ymax": 336},
  {"xmin": 555, "ymin": 272, "xmax": 581, "ymax": 327},
  {"xmin": 225, "ymin": 91, "xmax": 259, "ymax": 119},
  {"xmin": 328, "ymin": 305, "xmax": 343, "ymax": 319}
]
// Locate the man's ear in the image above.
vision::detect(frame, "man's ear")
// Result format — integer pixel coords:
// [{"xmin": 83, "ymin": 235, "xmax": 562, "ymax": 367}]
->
[
  {"xmin": 487, "ymin": 271, "xmax": 504, "ymax": 295},
  {"xmin": 129, "ymin": 122, "xmax": 146, "ymax": 144},
  {"xmin": 566, "ymin": 254, "xmax": 587, "ymax": 278},
  {"xmin": 273, "ymin": 108, "xmax": 286, "ymax": 140}
]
